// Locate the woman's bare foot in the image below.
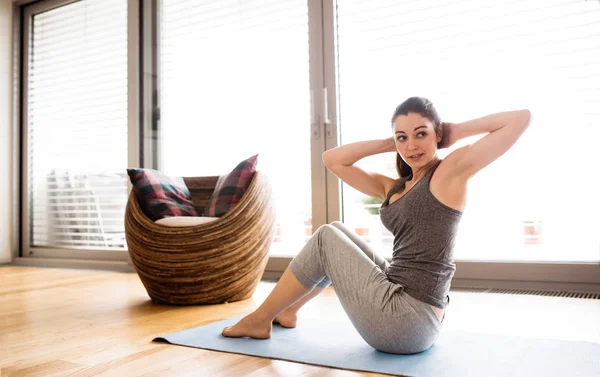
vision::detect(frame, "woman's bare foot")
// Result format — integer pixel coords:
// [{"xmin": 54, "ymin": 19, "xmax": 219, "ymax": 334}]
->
[
  {"xmin": 273, "ymin": 310, "xmax": 297, "ymax": 328},
  {"xmin": 222, "ymin": 313, "xmax": 272, "ymax": 339}
]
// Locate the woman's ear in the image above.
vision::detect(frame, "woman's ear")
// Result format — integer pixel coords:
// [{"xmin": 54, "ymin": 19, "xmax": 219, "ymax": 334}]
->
[{"xmin": 436, "ymin": 124, "xmax": 443, "ymax": 143}]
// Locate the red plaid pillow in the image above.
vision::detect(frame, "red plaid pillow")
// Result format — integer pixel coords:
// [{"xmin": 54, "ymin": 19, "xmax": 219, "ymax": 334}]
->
[
  {"xmin": 203, "ymin": 154, "xmax": 258, "ymax": 217},
  {"xmin": 127, "ymin": 168, "xmax": 198, "ymax": 221}
]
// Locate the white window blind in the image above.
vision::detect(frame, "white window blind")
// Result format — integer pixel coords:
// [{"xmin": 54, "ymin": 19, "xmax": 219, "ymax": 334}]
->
[
  {"xmin": 27, "ymin": 0, "xmax": 128, "ymax": 250},
  {"xmin": 336, "ymin": 0, "xmax": 600, "ymax": 262},
  {"xmin": 160, "ymin": 0, "xmax": 313, "ymax": 255}
]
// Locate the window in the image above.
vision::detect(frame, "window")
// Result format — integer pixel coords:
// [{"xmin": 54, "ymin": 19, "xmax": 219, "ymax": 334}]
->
[
  {"xmin": 159, "ymin": 0, "xmax": 320, "ymax": 256},
  {"xmin": 336, "ymin": 0, "xmax": 600, "ymax": 262},
  {"xmin": 16, "ymin": 0, "xmax": 599, "ymax": 286},
  {"xmin": 23, "ymin": 0, "xmax": 129, "ymax": 255}
]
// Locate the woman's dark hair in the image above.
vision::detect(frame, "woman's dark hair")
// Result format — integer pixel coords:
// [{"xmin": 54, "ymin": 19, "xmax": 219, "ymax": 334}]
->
[{"xmin": 391, "ymin": 97, "xmax": 442, "ymax": 179}]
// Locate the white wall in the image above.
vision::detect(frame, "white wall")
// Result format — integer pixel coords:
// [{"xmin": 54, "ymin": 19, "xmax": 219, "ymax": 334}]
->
[{"xmin": 0, "ymin": 0, "xmax": 13, "ymax": 263}]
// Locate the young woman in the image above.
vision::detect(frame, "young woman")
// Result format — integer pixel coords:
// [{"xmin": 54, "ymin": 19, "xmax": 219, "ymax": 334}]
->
[{"xmin": 222, "ymin": 97, "xmax": 531, "ymax": 354}]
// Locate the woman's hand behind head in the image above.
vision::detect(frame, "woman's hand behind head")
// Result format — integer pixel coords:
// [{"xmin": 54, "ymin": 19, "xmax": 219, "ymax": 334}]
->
[{"xmin": 438, "ymin": 122, "xmax": 458, "ymax": 149}]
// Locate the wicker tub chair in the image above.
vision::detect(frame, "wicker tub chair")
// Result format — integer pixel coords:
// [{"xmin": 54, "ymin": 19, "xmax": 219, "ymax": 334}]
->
[{"xmin": 124, "ymin": 171, "xmax": 275, "ymax": 305}]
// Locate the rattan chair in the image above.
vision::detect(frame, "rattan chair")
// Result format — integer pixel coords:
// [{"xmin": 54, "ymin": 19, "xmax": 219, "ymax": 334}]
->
[{"xmin": 124, "ymin": 171, "xmax": 275, "ymax": 305}]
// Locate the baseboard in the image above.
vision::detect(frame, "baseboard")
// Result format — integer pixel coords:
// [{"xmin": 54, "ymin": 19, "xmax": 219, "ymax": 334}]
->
[
  {"xmin": 451, "ymin": 278, "xmax": 600, "ymax": 293},
  {"xmin": 261, "ymin": 270, "xmax": 281, "ymax": 282},
  {"xmin": 11, "ymin": 257, "xmax": 135, "ymax": 273}
]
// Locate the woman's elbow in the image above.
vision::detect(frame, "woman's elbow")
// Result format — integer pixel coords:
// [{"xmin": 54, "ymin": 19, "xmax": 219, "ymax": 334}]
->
[
  {"xmin": 322, "ymin": 151, "xmax": 332, "ymax": 167},
  {"xmin": 322, "ymin": 150, "xmax": 341, "ymax": 168},
  {"xmin": 517, "ymin": 109, "xmax": 532, "ymax": 128},
  {"xmin": 322, "ymin": 151, "xmax": 343, "ymax": 174}
]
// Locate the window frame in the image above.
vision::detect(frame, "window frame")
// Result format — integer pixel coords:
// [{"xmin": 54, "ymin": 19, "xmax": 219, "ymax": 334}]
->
[
  {"xmin": 11, "ymin": 0, "xmax": 600, "ymax": 293},
  {"xmin": 16, "ymin": 0, "xmax": 139, "ymax": 263},
  {"xmin": 319, "ymin": 0, "xmax": 600, "ymax": 291},
  {"xmin": 154, "ymin": 0, "xmax": 332, "ymax": 269}
]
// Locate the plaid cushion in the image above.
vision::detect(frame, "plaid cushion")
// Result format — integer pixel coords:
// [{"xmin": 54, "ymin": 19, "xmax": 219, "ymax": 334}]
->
[
  {"xmin": 127, "ymin": 168, "xmax": 198, "ymax": 221},
  {"xmin": 203, "ymin": 154, "xmax": 258, "ymax": 217}
]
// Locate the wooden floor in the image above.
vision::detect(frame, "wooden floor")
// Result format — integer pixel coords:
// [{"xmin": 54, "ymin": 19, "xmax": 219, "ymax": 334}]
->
[{"xmin": 1, "ymin": 266, "xmax": 599, "ymax": 377}]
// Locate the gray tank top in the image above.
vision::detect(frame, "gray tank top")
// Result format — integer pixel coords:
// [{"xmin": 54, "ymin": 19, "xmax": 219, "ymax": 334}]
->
[{"xmin": 379, "ymin": 161, "xmax": 462, "ymax": 309}]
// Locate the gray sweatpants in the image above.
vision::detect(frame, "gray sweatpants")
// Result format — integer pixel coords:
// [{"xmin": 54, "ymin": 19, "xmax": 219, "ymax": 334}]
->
[{"xmin": 289, "ymin": 221, "xmax": 442, "ymax": 354}]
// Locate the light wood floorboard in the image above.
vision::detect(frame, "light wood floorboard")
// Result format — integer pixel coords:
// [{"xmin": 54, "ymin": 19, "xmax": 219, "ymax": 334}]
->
[{"xmin": 1, "ymin": 266, "xmax": 599, "ymax": 377}]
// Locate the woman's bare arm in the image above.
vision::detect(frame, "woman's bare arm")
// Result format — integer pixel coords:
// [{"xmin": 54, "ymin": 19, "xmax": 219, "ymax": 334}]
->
[
  {"xmin": 445, "ymin": 110, "xmax": 532, "ymax": 179},
  {"xmin": 322, "ymin": 138, "xmax": 398, "ymax": 200}
]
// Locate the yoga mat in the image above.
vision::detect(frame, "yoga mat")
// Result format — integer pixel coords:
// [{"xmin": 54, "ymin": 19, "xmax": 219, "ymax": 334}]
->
[{"xmin": 154, "ymin": 316, "xmax": 600, "ymax": 377}]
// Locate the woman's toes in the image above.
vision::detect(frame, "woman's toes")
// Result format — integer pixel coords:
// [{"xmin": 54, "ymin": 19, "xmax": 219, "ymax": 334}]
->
[{"xmin": 221, "ymin": 315, "xmax": 272, "ymax": 339}]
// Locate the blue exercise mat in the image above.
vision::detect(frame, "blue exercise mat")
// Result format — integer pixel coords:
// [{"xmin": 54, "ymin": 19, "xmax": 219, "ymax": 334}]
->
[{"xmin": 154, "ymin": 316, "xmax": 600, "ymax": 377}]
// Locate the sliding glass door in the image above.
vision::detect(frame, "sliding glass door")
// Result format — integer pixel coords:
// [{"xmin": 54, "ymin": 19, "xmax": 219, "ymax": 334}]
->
[
  {"xmin": 18, "ymin": 0, "xmax": 599, "ymax": 287},
  {"xmin": 22, "ymin": 0, "xmax": 130, "ymax": 259},
  {"xmin": 158, "ymin": 0, "xmax": 327, "ymax": 256},
  {"xmin": 335, "ymin": 0, "xmax": 600, "ymax": 263}
]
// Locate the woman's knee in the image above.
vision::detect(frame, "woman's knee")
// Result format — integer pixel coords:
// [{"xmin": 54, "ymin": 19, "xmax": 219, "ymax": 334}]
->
[
  {"xmin": 316, "ymin": 223, "xmax": 336, "ymax": 234},
  {"xmin": 330, "ymin": 220, "xmax": 343, "ymax": 228},
  {"xmin": 315, "ymin": 224, "xmax": 336, "ymax": 241},
  {"xmin": 314, "ymin": 224, "xmax": 344, "ymax": 251}
]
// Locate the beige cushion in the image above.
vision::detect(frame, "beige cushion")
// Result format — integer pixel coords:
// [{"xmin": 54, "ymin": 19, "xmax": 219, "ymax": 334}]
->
[{"xmin": 155, "ymin": 216, "xmax": 219, "ymax": 227}]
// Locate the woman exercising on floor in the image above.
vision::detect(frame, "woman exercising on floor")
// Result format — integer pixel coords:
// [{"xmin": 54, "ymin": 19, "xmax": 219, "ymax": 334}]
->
[{"xmin": 222, "ymin": 97, "xmax": 531, "ymax": 354}]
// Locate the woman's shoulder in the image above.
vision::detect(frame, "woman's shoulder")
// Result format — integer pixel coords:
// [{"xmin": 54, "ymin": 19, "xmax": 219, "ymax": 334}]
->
[
  {"xmin": 436, "ymin": 147, "xmax": 471, "ymax": 182},
  {"xmin": 430, "ymin": 156, "xmax": 468, "ymax": 212}
]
